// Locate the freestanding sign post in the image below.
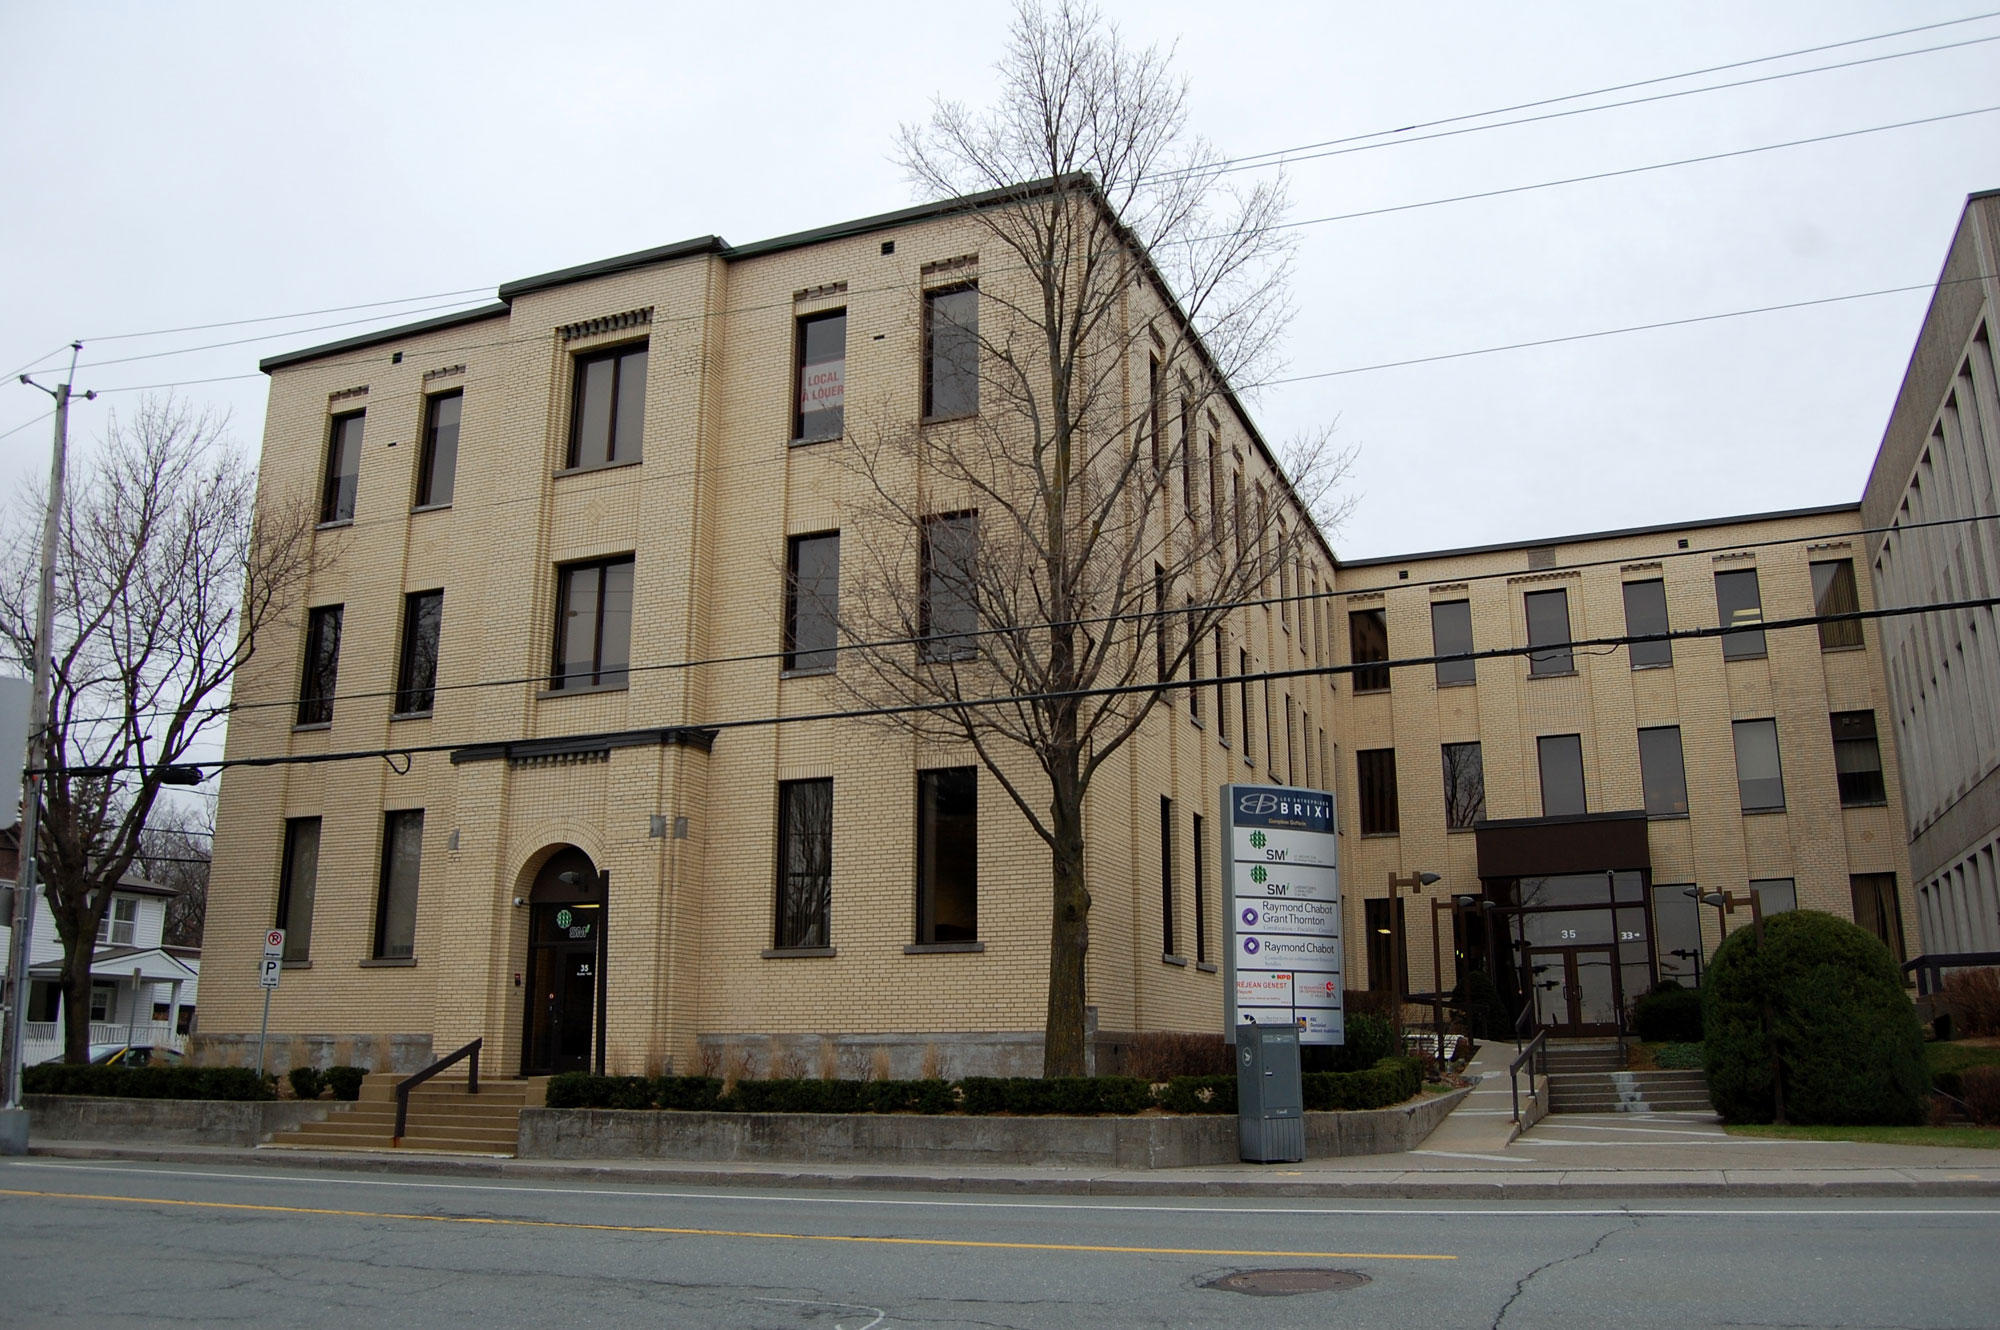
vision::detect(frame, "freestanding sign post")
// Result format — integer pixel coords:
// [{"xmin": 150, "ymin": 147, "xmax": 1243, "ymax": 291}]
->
[
  {"xmin": 1222, "ymin": 784, "xmax": 1342, "ymax": 1045},
  {"xmin": 255, "ymin": 929, "xmax": 283, "ymax": 1077}
]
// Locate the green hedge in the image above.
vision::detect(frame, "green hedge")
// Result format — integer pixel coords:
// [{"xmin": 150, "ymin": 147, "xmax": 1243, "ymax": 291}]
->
[
  {"xmin": 1633, "ymin": 982, "xmax": 1704, "ymax": 1043},
  {"xmin": 23, "ymin": 1064, "xmax": 273, "ymax": 1101},
  {"xmin": 324, "ymin": 1066, "xmax": 368, "ymax": 1101},
  {"xmin": 544, "ymin": 1057, "xmax": 1425, "ymax": 1116}
]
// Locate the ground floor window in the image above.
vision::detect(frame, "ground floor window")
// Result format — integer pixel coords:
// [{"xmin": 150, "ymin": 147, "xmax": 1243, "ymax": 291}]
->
[
  {"xmin": 916, "ymin": 767, "xmax": 977, "ymax": 943},
  {"xmin": 1651, "ymin": 883, "xmax": 1704, "ymax": 986},
  {"xmin": 1750, "ymin": 878, "xmax": 1796, "ymax": 915},
  {"xmin": 775, "ymin": 779, "xmax": 833, "ymax": 948},
  {"xmin": 1850, "ymin": 872, "xmax": 1905, "ymax": 963},
  {"xmin": 1364, "ymin": 897, "xmax": 1406, "ymax": 993}
]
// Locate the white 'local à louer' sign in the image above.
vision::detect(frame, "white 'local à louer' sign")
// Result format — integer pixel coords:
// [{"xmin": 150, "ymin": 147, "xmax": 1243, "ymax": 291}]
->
[{"xmin": 1222, "ymin": 784, "xmax": 1343, "ymax": 1045}]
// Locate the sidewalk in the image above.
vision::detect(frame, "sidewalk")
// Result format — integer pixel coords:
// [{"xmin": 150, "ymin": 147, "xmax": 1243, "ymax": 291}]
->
[{"xmin": 21, "ymin": 1043, "xmax": 2000, "ymax": 1199}]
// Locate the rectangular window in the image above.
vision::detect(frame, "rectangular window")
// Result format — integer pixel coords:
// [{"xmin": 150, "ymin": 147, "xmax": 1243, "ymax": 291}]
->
[
  {"xmin": 1357, "ymin": 748, "xmax": 1400, "ymax": 835},
  {"xmin": 1159, "ymin": 796, "xmax": 1176, "ymax": 957},
  {"xmin": 795, "ymin": 310, "xmax": 847, "ymax": 441},
  {"xmin": 26, "ymin": 981, "xmax": 59, "ymax": 1024},
  {"xmin": 90, "ymin": 985, "xmax": 115, "ymax": 1023},
  {"xmin": 1365, "ymin": 897, "xmax": 1407, "ymax": 993},
  {"xmin": 775, "ymin": 779, "xmax": 833, "ymax": 949},
  {"xmin": 1278, "ymin": 533, "xmax": 1290, "ymax": 628},
  {"xmin": 1442, "ymin": 741, "xmax": 1486, "ymax": 830},
  {"xmin": 375, "ymin": 809, "xmax": 424, "ymax": 960},
  {"xmin": 1811, "ymin": 558, "xmax": 1862, "ymax": 649},
  {"xmin": 1302, "ymin": 708, "xmax": 1314, "ymax": 785},
  {"xmin": 276, "ymin": 817, "xmax": 320, "ymax": 963},
  {"xmin": 1207, "ymin": 430, "xmax": 1222, "ymax": 533},
  {"xmin": 1192, "ymin": 813, "xmax": 1207, "ymax": 964},
  {"xmin": 1850, "ymin": 872, "xmax": 1905, "ymax": 962},
  {"xmin": 920, "ymin": 512, "xmax": 978, "ymax": 662},
  {"xmin": 1187, "ymin": 599, "xmax": 1203, "ymax": 725},
  {"xmin": 1732, "ymin": 718, "xmax": 1785, "ymax": 811},
  {"xmin": 96, "ymin": 897, "xmax": 137, "ymax": 946},
  {"xmin": 1832, "ymin": 711, "xmax": 1886, "ymax": 806},
  {"xmin": 568, "ymin": 342, "xmax": 648, "ymax": 468},
  {"xmin": 1215, "ymin": 630, "xmax": 1230, "ymax": 743},
  {"xmin": 1525, "ymin": 588, "xmax": 1574, "ymax": 676},
  {"xmin": 923, "ymin": 285, "xmax": 977, "ymax": 419},
  {"xmin": 1750, "ymin": 877, "xmax": 1797, "ymax": 915},
  {"xmin": 1154, "ymin": 565, "xmax": 1170, "ymax": 683},
  {"xmin": 1623, "ymin": 578, "xmax": 1672, "ymax": 668},
  {"xmin": 1349, "ymin": 608, "xmax": 1389, "ymax": 693},
  {"xmin": 1651, "ymin": 883, "xmax": 1704, "ymax": 986},
  {"xmin": 1430, "ymin": 599, "xmax": 1475, "ymax": 686},
  {"xmin": 1145, "ymin": 355, "xmax": 1162, "ymax": 473},
  {"xmin": 784, "ymin": 532, "xmax": 840, "ymax": 672},
  {"xmin": 1232, "ymin": 469, "xmax": 1245, "ymax": 557},
  {"xmin": 297, "ymin": 605, "xmax": 343, "ymax": 725},
  {"xmin": 395, "ymin": 590, "xmax": 443, "ymax": 715},
  {"xmin": 916, "ymin": 768, "xmax": 977, "ymax": 943},
  {"xmin": 1239, "ymin": 649, "xmax": 1254, "ymax": 763},
  {"xmin": 416, "ymin": 390, "xmax": 461, "ymax": 507},
  {"xmin": 1715, "ymin": 569, "xmax": 1766, "ymax": 660},
  {"xmin": 1537, "ymin": 733, "xmax": 1587, "ymax": 816},
  {"xmin": 1180, "ymin": 397, "xmax": 1197, "ymax": 514},
  {"xmin": 1284, "ymin": 694, "xmax": 1298, "ymax": 782},
  {"xmin": 321, "ymin": 411, "xmax": 363, "ymax": 523},
  {"xmin": 1264, "ymin": 679, "xmax": 1277, "ymax": 776},
  {"xmin": 1637, "ymin": 726, "xmax": 1690, "ymax": 817},
  {"xmin": 551, "ymin": 557, "xmax": 634, "ymax": 691}
]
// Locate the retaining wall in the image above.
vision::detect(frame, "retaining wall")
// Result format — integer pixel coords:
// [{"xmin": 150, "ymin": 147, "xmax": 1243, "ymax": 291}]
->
[
  {"xmin": 24, "ymin": 1096, "xmax": 334, "ymax": 1148},
  {"xmin": 518, "ymin": 1086, "xmax": 1468, "ymax": 1168}
]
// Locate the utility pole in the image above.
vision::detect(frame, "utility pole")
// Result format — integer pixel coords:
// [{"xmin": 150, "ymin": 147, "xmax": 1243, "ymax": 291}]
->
[{"xmin": 2, "ymin": 345, "xmax": 88, "ymax": 1153}]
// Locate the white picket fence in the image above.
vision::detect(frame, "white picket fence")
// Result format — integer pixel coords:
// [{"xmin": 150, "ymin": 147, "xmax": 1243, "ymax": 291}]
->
[{"xmin": 22, "ymin": 1020, "xmax": 186, "ymax": 1064}]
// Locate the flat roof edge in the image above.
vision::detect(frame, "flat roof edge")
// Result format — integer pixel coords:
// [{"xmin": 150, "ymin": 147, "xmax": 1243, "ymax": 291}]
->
[
  {"xmin": 497, "ymin": 235, "xmax": 727, "ymax": 302},
  {"xmin": 1338, "ymin": 502, "xmax": 1859, "ymax": 568},
  {"xmin": 259, "ymin": 303, "xmax": 510, "ymax": 373}
]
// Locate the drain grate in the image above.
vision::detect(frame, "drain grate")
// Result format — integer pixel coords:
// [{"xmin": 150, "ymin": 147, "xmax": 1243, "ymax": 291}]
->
[{"xmin": 1204, "ymin": 1268, "xmax": 1371, "ymax": 1297}]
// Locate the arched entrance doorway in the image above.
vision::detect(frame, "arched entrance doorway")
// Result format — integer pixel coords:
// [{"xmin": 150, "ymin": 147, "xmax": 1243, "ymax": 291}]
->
[{"xmin": 521, "ymin": 846, "xmax": 606, "ymax": 1075}]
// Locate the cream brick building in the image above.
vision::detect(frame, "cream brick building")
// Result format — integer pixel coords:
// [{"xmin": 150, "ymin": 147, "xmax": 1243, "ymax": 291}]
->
[{"xmin": 202, "ymin": 187, "xmax": 1341, "ymax": 1076}]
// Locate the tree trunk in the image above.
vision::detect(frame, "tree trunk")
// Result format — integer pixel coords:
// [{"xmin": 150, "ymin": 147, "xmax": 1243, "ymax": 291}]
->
[
  {"xmin": 1043, "ymin": 760, "xmax": 1092, "ymax": 1077},
  {"xmin": 61, "ymin": 961, "xmax": 96, "ymax": 1064}
]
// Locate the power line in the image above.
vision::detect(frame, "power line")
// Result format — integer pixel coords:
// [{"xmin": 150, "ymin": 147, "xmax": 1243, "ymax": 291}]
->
[
  {"xmin": 80, "ymin": 288, "xmax": 496, "ymax": 343},
  {"xmin": 65, "ymin": 298, "xmax": 495, "ymax": 374},
  {"xmin": 38, "ymin": 592, "xmax": 2000, "ymax": 781},
  {"xmin": 0, "ymin": 411, "xmax": 54, "ymax": 444}
]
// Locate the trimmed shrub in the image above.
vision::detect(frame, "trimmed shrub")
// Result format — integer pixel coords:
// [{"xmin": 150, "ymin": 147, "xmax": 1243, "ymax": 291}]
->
[
  {"xmin": 1702, "ymin": 909, "xmax": 1927, "ymax": 1126},
  {"xmin": 22, "ymin": 1064, "xmax": 273, "ymax": 1101},
  {"xmin": 1653, "ymin": 1042, "xmax": 1704, "ymax": 1070},
  {"xmin": 1126, "ymin": 1031, "xmax": 1233, "ymax": 1079},
  {"xmin": 1304, "ymin": 1057, "xmax": 1421, "ymax": 1111},
  {"xmin": 654, "ymin": 1076, "xmax": 725, "ymax": 1112},
  {"xmin": 957, "ymin": 1076, "xmax": 1153, "ymax": 1116},
  {"xmin": 1633, "ymin": 982, "xmax": 1704, "ymax": 1043},
  {"xmin": 1327, "ymin": 1013, "xmax": 1396, "ymax": 1072},
  {"xmin": 1156, "ymin": 1074, "xmax": 1236, "ymax": 1114},
  {"xmin": 287, "ymin": 1067, "xmax": 325, "ymax": 1101},
  {"xmin": 1959, "ymin": 1066, "xmax": 2000, "ymax": 1126},
  {"xmin": 545, "ymin": 1074, "xmax": 653, "ymax": 1110},
  {"xmin": 324, "ymin": 1066, "xmax": 367, "ymax": 1101}
]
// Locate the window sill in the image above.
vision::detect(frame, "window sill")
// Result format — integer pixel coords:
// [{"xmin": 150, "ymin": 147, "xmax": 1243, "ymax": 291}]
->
[
  {"xmin": 1721, "ymin": 653, "xmax": 1769, "ymax": 664},
  {"xmin": 1839, "ymin": 799, "xmax": 1889, "ymax": 810},
  {"xmin": 1435, "ymin": 679, "xmax": 1476, "ymax": 689},
  {"xmin": 762, "ymin": 946, "xmax": 837, "ymax": 959},
  {"xmin": 359, "ymin": 957, "xmax": 416, "ymax": 968},
  {"xmin": 1646, "ymin": 812, "xmax": 1691, "ymax": 821},
  {"xmin": 1527, "ymin": 669, "xmax": 1578, "ymax": 680},
  {"xmin": 780, "ymin": 666, "xmax": 836, "ymax": 680},
  {"xmin": 389, "ymin": 710, "xmax": 433, "ymax": 722},
  {"xmin": 789, "ymin": 433, "xmax": 843, "ymax": 448},
  {"xmin": 921, "ymin": 412, "xmax": 977, "ymax": 426},
  {"xmin": 315, "ymin": 518, "xmax": 354, "ymax": 532},
  {"xmin": 904, "ymin": 941, "xmax": 985, "ymax": 954},
  {"xmin": 1353, "ymin": 686, "xmax": 1390, "ymax": 696},
  {"xmin": 1196, "ymin": 961, "xmax": 1218, "ymax": 974},
  {"xmin": 1446, "ymin": 825, "xmax": 1477, "ymax": 834},
  {"xmin": 1741, "ymin": 806, "xmax": 1787, "ymax": 817},
  {"xmin": 1190, "ymin": 716, "xmax": 1203, "ymax": 729},
  {"xmin": 554, "ymin": 457, "xmax": 641, "ymax": 479},
  {"xmin": 292, "ymin": 721, "xmax": 332, "ymax": 733},
  {"xmin": 1162, "ymin": 953, "xmax": 1188, "ymax": 967},
  {"xmin": 280, "ymin": 959, "xmax": 313, "ymax": 970},
  {"xmin": 1360, "ymin": 831, "xmax": 1400, "ymax": 839},
  {"xmin": 1631, "ymin": 661, "xmax": 1674, "ymax": 672},
  {"xmin": 410, "ymin": 502, "xmax": 452, "ymax": 515},
  {"xmin": 537, "ymin": 681, "xmax": 630, "ymax": 699},
  {"xmin": 1820, "ymin": 643, "xmax": 1867, "ymax": 654}
]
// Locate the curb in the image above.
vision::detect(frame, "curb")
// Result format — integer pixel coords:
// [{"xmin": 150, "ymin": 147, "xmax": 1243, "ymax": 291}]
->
[{"xmin": 25, "ymin": 1142, "xmax": 2000, "ymax": 1200}]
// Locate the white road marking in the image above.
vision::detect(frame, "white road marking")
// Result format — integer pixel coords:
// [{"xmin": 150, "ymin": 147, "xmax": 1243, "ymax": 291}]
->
[
  {"xmin": 756, "ymin": 1296, "xmax": 887, "ymax": 1330},
  {"xmin": 1408, "ymin": 1150, "xmax": 1533, "ymax": 1164},
  {"xmin": 7, "ymin": 1160, "xmax": 1997, "ymax": 1218},
  {"xmin": 1530, "ymin": 1122, "xmax": 1731, "ymax": 1138}
]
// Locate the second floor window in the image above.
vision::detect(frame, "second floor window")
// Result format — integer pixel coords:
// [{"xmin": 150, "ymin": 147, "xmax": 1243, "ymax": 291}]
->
[
  {"xmin": 1732, "ymin": 718, "xmax": 1785, "ymax": 811},
  {"xmin": 1537, "ymin": 733, "xmax": 1587, "ymax": 815},
  {"xmin": 775, "ymin": 779, "xmax": 833, "ymax": 949},
  {"xmin": 396, "ymin": 590, "xmax": 443, "ymax": 715},
  {"xmin": 1832, "ymin": 710, "xmax": 1886, "ymax": 806},
  {"xmin": 1623, "ymin": 578, "xmax": 1672, "ymax": 668},
  {"xmin": 1357, "ymin": 748, "xmax": 1399, "ymax": 834},
  {"xmin": 416, "ymin": 390, "xmax": 461, "ymax": 507},
  {"xmin": 298, "ymin": 605, "xmax": 343, "ymax": 725},
  {"xmin": 784, "ymin": 532, "xmax": 840, "ymax": 672},
  {"xmin": 1811, "ymin": 558, "xmax": 1863, "ymax": 649},
  {"xmin": 321, "ymin": 411, "xmax": 363, "ymax": 523},
  {"xmin": 568, "ymin": 343, "xmax": 647, "ymax": 469},
  {"xmin": 1442, "ymin": 741, "xmax": 1485, "ymax": 829},
  {"xmin": 1638, "ymin": 725, "xmax": 1689, "ymax": 816},
  {"xmin": 1431, "ymin": 600, "xmax": 1475, "ymax": 685},
  {"xmin": 795, "ymin": 310, "xmax": 846, "ymax": 441},
  {"xmin": 1525, "ymin": 588, "xmax": 1574, "ymax": 676},
  {"xmin": 551, "ymin": 557, "xmax": 633, "ymax": 691},
  {"xmin": 1715, "ymin": 568, "xmax": 1767, "ymax": 660},
  {"xmin": 97, "ymin": 897, "xmax": 137, "ymax": 945},
  {"xmin": 920, "ymin": 512, "xmax": 978, "ymax": 662},
  {"xmin": 1349, "ymin": 608, "xmax": 1389, "ymax": 692},
  {"xmin": 924, "ymin": 285, "xmax": 978, "ymax": 419}
]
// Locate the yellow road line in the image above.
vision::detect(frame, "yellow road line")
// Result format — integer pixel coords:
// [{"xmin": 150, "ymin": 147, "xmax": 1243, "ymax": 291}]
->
[{"xmin": 0, "ymin": 1187, "xmax": 1455, "ymax": 1261}]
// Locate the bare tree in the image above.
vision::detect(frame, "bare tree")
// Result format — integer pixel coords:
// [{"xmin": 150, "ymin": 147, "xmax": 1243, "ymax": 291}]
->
[
  {"xmin": 0, "ymin": 397, "xmax": 321, "ymax": 1061},
  {"xmin": 836, "ymin": 1, "xmax": 1354, "ymax": 1075},
  {"xmin": 136, "ymin": 800, "xmax": 213, "ymax": 949}
]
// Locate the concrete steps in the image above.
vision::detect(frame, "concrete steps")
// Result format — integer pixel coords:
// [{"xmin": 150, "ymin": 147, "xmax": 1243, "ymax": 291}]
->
[
  {"xmin": 263, "ymin": 1074, "xmax": 543, "ymax": 1156},
  {"xmin": 1547, "ymin": 1069, "xmax": 1713, "ymax": 1114},
  {"xmin": 1541, "ymin": 1042, "xmax": 1628, "ymax": 1075}
]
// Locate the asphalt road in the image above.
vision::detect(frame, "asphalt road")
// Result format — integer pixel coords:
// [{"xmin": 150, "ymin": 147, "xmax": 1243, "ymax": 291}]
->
[{"xmin": 2, "ymin": 1158, "xmax": 1996, "ymax": 1329}]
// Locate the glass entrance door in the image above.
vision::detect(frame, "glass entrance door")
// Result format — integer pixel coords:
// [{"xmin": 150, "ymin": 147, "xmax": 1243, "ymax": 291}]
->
[
  {"xmin": 524, "ymin": 901, "xmax": 601, "ymax": 1075},
  {"xmin": 1525, "ymin": 945, "xmax": 1624, "ymax": 1036}
]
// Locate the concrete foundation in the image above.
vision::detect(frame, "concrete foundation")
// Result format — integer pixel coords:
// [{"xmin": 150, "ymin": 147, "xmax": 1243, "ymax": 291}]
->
[
  {"xmin": 189, "ymin": 1032, "xmax": 435, "ymax": 1076},
  {"xmin": 25, "ymin": 1096, "xmax": 335, "ymax": 1148}
]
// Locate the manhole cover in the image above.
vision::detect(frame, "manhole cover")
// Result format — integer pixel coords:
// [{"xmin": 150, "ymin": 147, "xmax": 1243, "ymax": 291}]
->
[{"xmin": 1204, "ymin": 1268, "xmax": 1371, "ymax": 1296}]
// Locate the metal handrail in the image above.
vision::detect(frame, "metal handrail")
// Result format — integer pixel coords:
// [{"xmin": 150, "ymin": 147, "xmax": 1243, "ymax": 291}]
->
[
  {"xmin": 1513, "ymin": 995, "xmax": 1535, "ymax": 1052},
  {"xmin": 1902, "ymin": 951, "xmax": 2000, "ymax": 997},
  {"xmin": 1508, "ymin": 1029, "xmax": 1547, "ymax": 1124},
  {"xmin": 393, "ymin": 1037, "xmax": 481, "ymax": 1144}
]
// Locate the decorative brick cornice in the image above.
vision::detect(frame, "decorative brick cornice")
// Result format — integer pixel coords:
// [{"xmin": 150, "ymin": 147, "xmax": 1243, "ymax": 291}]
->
[
  {"xmin": 921, "ymin": 253, "xmax": 978, "ymax": 278},
  {"xmin": 328, "ymin": 384, "xmax": 368, "ymax": 403},
  {"xmin": 422, "ymin": 363, "xmax": 466, "ymax": 383},
  {"xmin": 1712, "ymin": 550, "xmax": 1757, "ymax": 564},
  {"xmin": 560, "ymin": 307, "xmax": 653, "ymax": 342},
  {"xmin": 1620, "ymin": 561, "xmax": 1663, "ymax": 573},
  {"xmin": 1506, "ymin": 570, "xmax": 1580, "ymax": 585},
  {"xmin": 1428, "ymin": 582, "xmax": 1468, "ymax": 595},
  {"xmin": 1346, "ymin": 591, "xmax": 1386, "ymax": 604},
  {"xmin": 1806, "ymin": 540, "xmax": 1852, "ymax": 554},
  {"xmin": 793, "ymin": 281, "xmax": 847, "ymax": 303}
]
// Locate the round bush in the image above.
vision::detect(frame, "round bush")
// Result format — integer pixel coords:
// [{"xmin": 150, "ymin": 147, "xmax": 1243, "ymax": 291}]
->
[
  {"xmin": 1702, "ymin": 909, "xmax": 1927, "ymax": 1125},
  {"xmin": 1632, "ymin": 981, "xmax": 1704, "ymax": 1043}
]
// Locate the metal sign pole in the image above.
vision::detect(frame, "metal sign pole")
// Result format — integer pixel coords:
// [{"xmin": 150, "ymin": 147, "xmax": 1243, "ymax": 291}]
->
[
  {"xmin": 254, "ymin": 929, "xmax": 283, "ymax": 1080},
  {"xmin": 255, "ymin": 988, "xmax": 272, "ymax": 1078}
]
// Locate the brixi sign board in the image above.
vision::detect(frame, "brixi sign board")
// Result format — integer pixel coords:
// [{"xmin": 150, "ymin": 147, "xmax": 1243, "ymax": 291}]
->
[{"xmin": 1222, "ymin": 784, "xmax": 1342, "ymax": 1045}]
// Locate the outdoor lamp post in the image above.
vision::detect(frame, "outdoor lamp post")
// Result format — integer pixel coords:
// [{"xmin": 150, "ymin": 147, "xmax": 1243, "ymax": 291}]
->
[
  {"xmin": 1428, "ymin": 895, "xmax": 1460, "ymax": 1048},
  {"xmin": 1386, "ymin": 872, "xmax": 1441, "ymax": 1035}
]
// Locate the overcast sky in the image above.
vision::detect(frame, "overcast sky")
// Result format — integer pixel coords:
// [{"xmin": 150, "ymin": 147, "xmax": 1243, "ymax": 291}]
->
[{"xmin": 5, "ymin": 0, "xmax": 1998, "ymax": 565}]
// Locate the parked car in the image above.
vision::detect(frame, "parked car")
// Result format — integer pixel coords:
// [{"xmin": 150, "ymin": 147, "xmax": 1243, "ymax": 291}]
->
[{"xmin": 38, "ymin": 1045, "xmax": 186, "ymax": 1068}]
